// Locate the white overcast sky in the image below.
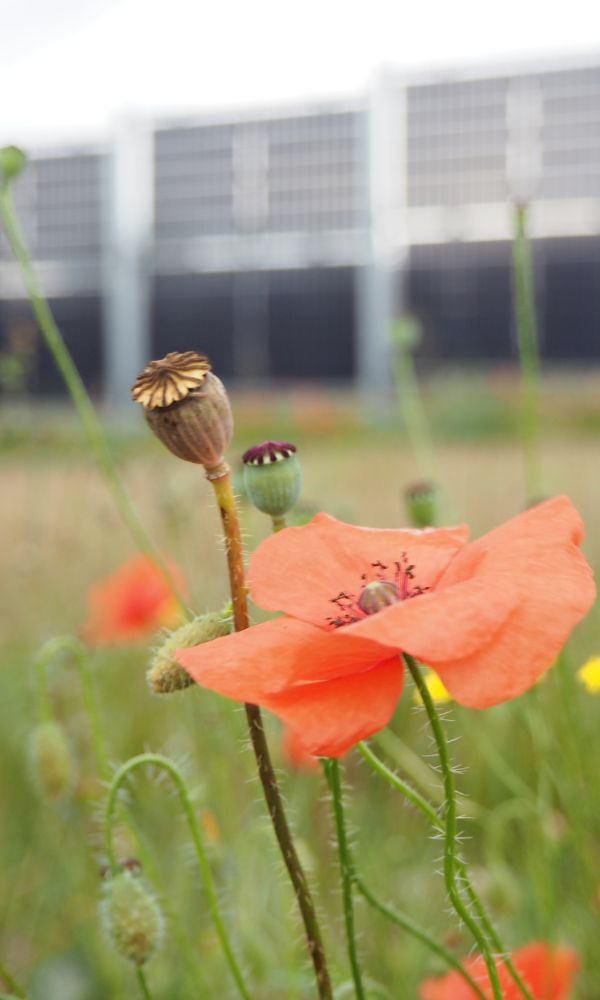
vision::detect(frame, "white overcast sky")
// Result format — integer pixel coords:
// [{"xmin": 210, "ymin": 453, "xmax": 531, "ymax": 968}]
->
[{"xmin": 1, "ymin": 0, "xmax": 599, "ymax": 146}]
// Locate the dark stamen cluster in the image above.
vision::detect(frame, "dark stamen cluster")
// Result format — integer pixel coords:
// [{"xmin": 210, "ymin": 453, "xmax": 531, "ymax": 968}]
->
[{"xmin": 325, "ymin": 553, "xmax": 429, "ymax": 629}]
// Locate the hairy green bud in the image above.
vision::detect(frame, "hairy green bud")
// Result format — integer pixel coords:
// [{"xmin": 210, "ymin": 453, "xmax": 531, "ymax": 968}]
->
[
  {"xmin": 100, "ymin": 870, "xmax": 164, "ymax": 965},
  {"xmin": 30, "ymin": 721, "xmax": 75, "ymax": 801},
  {"xmin": 242, "ymin": 441, "xmax": 302, "ymax": 517},
  {"xmin": 147, "ymin": 610, "xmax": 232, "ymax": 694},
  {"xmin": 404, "ymin": 480, "xmax": 438, "ymax": 528}
]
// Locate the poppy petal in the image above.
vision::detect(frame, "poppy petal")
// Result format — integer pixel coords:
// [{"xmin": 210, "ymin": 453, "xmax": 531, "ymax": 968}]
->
[
  {"xmin": 176, "ymin": 615, "xmax": 394, "ymax": 697},
  {"xmin": 430, "ymin": 540, "xmax": 595, "ymax": 707},
  {"xmin": 346, "ymin": 572, "xmax": 517, "ymax": 661},
  {"xmin": 420, "ymin": 941, "xmax": 579, "ymax": 1000},
  {"xmin": 439, "ymin": 496, "xmax": 585, "ymax": 590},
  {"xmin": 261, "ymin": 656, "xmax": 404, "ymax": 758},
  {"xmin": 248, "ymin": 512, "xmax": 469, "ymax": 627}
]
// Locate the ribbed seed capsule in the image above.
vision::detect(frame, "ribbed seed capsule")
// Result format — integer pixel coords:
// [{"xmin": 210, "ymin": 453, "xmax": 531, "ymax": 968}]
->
[
  {"xmin": 131, "ymin": 352, "xmax": 233, "ymax": 477},
  {"xmin": 242, "ymin": 441, "xmax": 302, "ymax": 517},
  {"xmin": 99, "ymin": 870, "xmax": 164, "ymax": 965}
]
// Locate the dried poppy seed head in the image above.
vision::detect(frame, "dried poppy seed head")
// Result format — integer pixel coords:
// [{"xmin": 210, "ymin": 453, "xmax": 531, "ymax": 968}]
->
[
  {"xmin": 131, "ymin": 352, "xmax": 233, "ymax": 476},
  {"xmin": 242, "ymin": 441, "xmax": 302, "ymax": 517}
]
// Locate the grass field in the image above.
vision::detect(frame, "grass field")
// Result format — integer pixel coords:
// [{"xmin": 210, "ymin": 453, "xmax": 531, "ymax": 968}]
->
[{"xmin": 1, "ymin": 375, "xmax": 599, "ymax": 999}]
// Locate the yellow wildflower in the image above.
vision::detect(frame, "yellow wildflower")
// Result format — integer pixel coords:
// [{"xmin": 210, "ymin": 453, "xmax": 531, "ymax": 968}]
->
[
  {"xmin": 577, "ymin": 657, "xmax": 600, "ymax": 694},
  {"xmin": 413, "ymin": 670, "xmax": 452, "ymax": 705}
]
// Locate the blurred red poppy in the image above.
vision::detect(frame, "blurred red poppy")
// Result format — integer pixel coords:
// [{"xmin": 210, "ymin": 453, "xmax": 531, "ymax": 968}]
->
[
  {"xmin": 420, "ymin": 941, "xmax": 579, "ymax": 999},
  {"xmin": 82, "ymin": 554, "xmax": 185, "ymax": 645}
]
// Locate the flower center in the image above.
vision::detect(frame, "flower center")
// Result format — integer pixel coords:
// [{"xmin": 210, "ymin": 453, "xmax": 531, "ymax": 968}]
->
[
  {"xmin": 325, "ymin": 554, "xmax": 428, "ymax": 629},
  {"xmin": 358, "ymin": 580, "xmax": 400, "ymax": 615}
]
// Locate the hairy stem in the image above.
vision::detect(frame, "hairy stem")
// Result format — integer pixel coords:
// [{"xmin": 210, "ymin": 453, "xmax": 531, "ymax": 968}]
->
[
  {"xmin": 208, "ymin": 471, "xmax": 333, "ymax": 1000},
  {"xmin": 360, "ymin": 739, "xmax": 533, "ymax": 1000},
  {"xmin": 355, "ymin": 878, "xmax": 488, "ymax": 1000},
  {"xmin": 135, "ymin": 966, "xmax": 153, "ymax": 1000},
  {"xmin": 404, "ymin": 654, "xmax": 503, "ymax": 1000},
  {"xmin": 322, "ymin": 758, "xmax": 365, "ymax": 1000},
  {"xmin": 0, "ymin": 183, "xmax": 190, "ymax": 617},
  {"xmin": 104, "ymin": 753, "xmax": 252, "ymax": 1000}
]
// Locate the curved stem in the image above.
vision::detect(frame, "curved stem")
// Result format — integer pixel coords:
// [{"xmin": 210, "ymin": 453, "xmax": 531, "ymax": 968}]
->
[
  {"xmin": 104, "ymin": 753, "xmax": 252, "ymax": 1000},
  {"xmin": 210, "ymin": 471, "xmax": 333, "ymax": 1000},
  {"xmin": 360, "ymin": 740, "xmax": 533, "ymax": 1000},
  {"xmin": 36, "ymin": 636, "xmax": 110, "ymax": 779},
  {"xmin": 135, "ymin": 966, "xmax": 153, "ymax": 1000},
  {"xmin": 355, "ymin": 879, "xmax": 488, "ymax": 1000},
  {"xmin": 322, "ymin": 759, "xmax": 365, "ymax": 1000},
  {"xmin": 0, "ymin": 184, "xmax": 190, "ymax": 618},
  {"xmin": 404, "ymin": 654, "xmax": 503, "ymax": 1000},
  {"xmin": 0, "ymin": 957, "xmax": 28, "ymax": 998}
]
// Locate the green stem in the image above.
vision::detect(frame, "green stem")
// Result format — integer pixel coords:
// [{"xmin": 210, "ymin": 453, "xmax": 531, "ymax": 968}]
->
[
  {"xmin": 404, "ymin": 654, "xmax": 503, "ymax": 1000},
  {"xmin": 271, "ymin": 514, "xmax": 288, "ymax": 532},
  {"xmin": 0, "ymin": 184, "xmax": 190, "ymax": 618},
  {"xmin": 36, "ymin": 636, "xmax": 110, "ymax": 779},
  {"xmin": 135, "ymin": 966, "xmax": 153, "ymax": 1000},
  {"xmin": 322, "ymin": 759, "xmax": 365, "ymax": 1000},
  {"xmin": 360, "ymin": 740, "xmax": 533, "ymax": 1000},
  {"xmin": 354, "ymin": 879, "xmax": 488, "ymax": 1000},
  {"xmin": 391, "ymin": 318, "xmax": 438, "ymax": 484},
  {"xmin": 104, "ymin": 753, "xmax": 252, "ymax": 1000},
  {"xmin": 0, "ymin": 957, "xmax": 27, "ymax": 998},
  {"xmin": 512, "ymin": 202, "xmax": 542, "ymax": 501}
]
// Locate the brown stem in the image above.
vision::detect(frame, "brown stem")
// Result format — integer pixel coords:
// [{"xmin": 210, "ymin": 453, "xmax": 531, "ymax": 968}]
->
[{"xmin": 209, "ymin": 470, "xmax": 333, "ymax": 1000}]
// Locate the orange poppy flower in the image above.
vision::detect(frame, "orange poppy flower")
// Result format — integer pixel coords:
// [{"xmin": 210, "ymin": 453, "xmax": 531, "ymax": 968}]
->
[
  {"xmin": 176, "ymin": 497, "xmax": 594, "ymax": 757},
  {"xmin": 82, "ymin": 554, "xmax": 185, "ymax": 645},
  {"xmin": 419, "ymin": 941, "xmax": 579, "ymax": 999}
]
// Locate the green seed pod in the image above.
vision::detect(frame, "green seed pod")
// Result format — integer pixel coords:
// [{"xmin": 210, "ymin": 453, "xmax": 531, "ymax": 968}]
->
[
  {"xmin": 131, "ymin": 352, "xmax": 233, "ymax": 478},
  {"xmin": 242, "ymin": 441, "xmax": 302, "ymax": 517},
  {"xmin": 30, "ymin": 721, "xmax": 75, "ymax": 801},
  {"xmin": 99, "ymin": 870, "xmax": 164, "ymax": 965},
  {"xmin": 404, "ymin": 480, "xmax": 438, "ymax": 528},
  {"xmin": 147, "ymin": 610, "xmax": 232, "ymax": 694},
  {"xmin": 0, "ymin": 146, "xmax": 26, "ymax": 186}
]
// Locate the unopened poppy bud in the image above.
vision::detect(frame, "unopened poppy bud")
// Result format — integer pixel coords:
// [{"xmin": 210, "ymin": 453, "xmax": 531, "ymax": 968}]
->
[
  {"xmin": 30, "ymin": 721, "xmax": 75, "ymax": 801},
  {"xmin": 0, "ymin": 145, "xmax": 26, "ymax": 186},
  {"xmin": 404, "ymin": 480, "xmax": 438, "ymax": 528},
  {"xmin": 242, "ymin": 441, "xmax": 302, "ymax": 517},
  {"xmin": 147, "ymin": 610, "xmax": 232, "ymax": 694},
  {"xmin": 131, "ymin": 352, "xmax": 233, "ymax": 478},
  {"xmin": 100, "ymin": 870, "xmax": 164, "ymax": 965},
  {"xmin": 358, "ymin": 580, "xmax": 400, "ymax": 616}
]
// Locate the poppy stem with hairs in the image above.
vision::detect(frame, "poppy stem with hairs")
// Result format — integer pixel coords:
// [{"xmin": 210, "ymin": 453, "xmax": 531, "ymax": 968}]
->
[
  {"xmin": 209, "ymin": 468, "xmax": 333, "ymax": 1000},
  {"xmin": 405, "ymin": 653, "xmax": 505, "ymax": 1000}
]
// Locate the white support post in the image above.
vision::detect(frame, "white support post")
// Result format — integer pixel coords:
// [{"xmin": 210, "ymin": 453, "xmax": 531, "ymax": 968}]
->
[{"xmin": 102, "ymin": 117, "xmax": 153, "ymax": 408}]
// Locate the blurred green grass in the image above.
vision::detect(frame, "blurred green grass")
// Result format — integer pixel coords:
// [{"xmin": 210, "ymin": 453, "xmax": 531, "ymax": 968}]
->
[{"xmin": 1, "ymin": 372, "xmax": 599, "ymax": 998}]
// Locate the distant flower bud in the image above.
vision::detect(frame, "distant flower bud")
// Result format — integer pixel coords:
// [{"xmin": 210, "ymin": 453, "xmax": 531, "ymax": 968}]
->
[
  {"xmin": 404, "ymin": 480, "xmax": 438, "ymax": 528},
  {"xmin": 0, "ymin": 146, "xmax": 26, "ymax": 187},
  {"xmin": 147, "ymin": 611, "xmax": 232, "ymax": 694},
  {"xmin": 30, "ymin": 721, "xmax": 75, "ymax": 801},
  {"xmin": 131, "ymin": 353, "xmax": 233, "ymax": 478},
  {"xmin": 242, "ymin": 441, "xmax": 302, "ymax": 517},
  {"xmin": 100, "ymin": 870, "xmax": 164, "ymax": 965}
]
